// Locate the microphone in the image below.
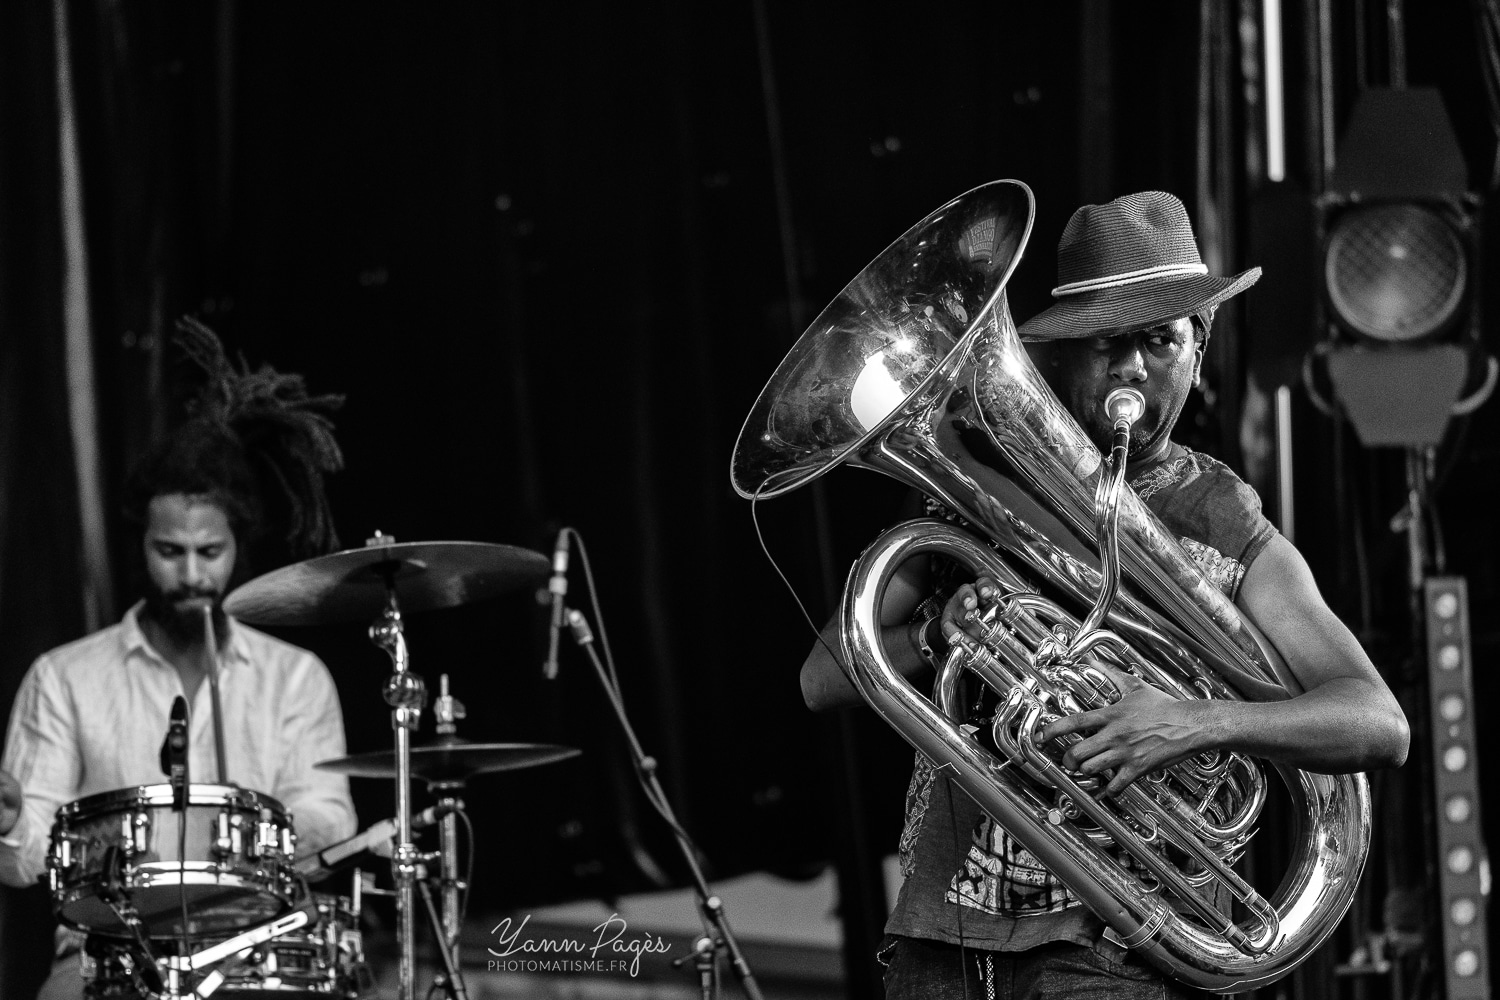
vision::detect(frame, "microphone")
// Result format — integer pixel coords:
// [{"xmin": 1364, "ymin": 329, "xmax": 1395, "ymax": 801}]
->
[
  {"xmin": 542, "ymin": 529, "xmax": 570, "ymax": 680},
  {"xmin": 294, "ymin": 803, "xmax": 456, "ymax": 881},
  {"xmin": 159, "ymin": 696, "xmax": 189, "ymax": 811}
]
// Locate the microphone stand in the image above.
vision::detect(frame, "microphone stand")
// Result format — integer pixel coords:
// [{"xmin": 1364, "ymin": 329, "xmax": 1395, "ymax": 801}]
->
[{"xmin": 564, "ymin": 608, "xmax": 764, "ymax": 1000}]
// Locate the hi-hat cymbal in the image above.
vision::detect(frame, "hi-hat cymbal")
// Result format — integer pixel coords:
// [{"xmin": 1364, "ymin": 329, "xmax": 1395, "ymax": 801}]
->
[
  {"xmin": 316, "ymin": 738, "xmax": 580, "ymax": 785},
  {"xmin": 224, "ymin": 538, "xmax": 549, "ymax": 626}
]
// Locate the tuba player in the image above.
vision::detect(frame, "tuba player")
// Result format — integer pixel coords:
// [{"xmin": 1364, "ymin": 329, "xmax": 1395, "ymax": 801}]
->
[{"xmin": 800, "ymin": 191, "xmax": 1409, "ymax": 998}]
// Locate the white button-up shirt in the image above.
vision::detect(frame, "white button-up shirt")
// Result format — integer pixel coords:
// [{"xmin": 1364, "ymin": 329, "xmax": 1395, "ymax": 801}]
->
[{"xmin": 0, "ymin": 603, "xmax": 357, "ymax": 887}]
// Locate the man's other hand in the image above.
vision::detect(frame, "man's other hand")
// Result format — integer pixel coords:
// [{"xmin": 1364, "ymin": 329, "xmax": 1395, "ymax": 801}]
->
[{"xmin": 940, "ymin": 575, "xmax": 999, "ymax": 644}]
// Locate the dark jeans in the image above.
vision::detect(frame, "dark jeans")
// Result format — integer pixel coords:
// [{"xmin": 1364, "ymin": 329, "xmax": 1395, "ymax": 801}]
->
[{"xmin": 879, "ymin": 934, "xmax": 1218, "ymax": 1000}]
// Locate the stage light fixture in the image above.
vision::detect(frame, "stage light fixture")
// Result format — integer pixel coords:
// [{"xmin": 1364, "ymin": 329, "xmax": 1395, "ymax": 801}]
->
[
  {"xmin": 1311, "ymin": 88, "xmax": 1493, "ymax": 448},
  {"xmin": 1324, "ymin": 202, "xmax": 1468, "ymax": 343}
]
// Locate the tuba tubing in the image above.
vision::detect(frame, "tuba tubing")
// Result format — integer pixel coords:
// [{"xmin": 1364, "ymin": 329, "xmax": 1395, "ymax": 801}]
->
[{"xmin": 844, "ymin": 520, "xmax": 1369, "ymax": 992}]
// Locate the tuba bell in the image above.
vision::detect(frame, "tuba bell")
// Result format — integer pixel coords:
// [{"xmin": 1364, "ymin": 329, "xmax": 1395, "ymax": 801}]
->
[{"xmin": 731, "ymin": 179, "xmax": 1370, "ymax": 993}]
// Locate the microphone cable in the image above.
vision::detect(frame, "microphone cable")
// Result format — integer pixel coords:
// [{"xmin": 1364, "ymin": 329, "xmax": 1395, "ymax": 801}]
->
[{"xmin": 748, "ymin": 487, "xmax": 847, "ymax": 671}]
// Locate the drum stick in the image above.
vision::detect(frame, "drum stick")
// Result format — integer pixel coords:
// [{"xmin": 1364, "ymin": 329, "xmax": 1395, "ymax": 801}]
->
[{"xmin": 201, "ymin": 607, "xmax": 230, "ymax": 785}]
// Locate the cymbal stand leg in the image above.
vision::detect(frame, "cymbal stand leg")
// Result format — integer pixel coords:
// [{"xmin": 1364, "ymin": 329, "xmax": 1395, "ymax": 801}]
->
[
  {"xmin": 417, "ymin": 870, "xmax": 470, "ymax": 1000},
  {"xmin": 371, "ymin": 588, "xmax": 426, "ymax": 1000}
]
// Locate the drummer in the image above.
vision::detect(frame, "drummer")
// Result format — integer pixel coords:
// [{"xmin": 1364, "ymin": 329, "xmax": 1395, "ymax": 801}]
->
[{"xmin": 0, "ymin": 321, "xmax": 357, "ymax": 999}]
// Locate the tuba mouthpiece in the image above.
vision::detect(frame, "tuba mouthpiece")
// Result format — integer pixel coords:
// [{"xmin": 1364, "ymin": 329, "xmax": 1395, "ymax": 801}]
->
[{"xmin": 1105, "ymin": 387, "xmax": 1146, "ymax": 429}]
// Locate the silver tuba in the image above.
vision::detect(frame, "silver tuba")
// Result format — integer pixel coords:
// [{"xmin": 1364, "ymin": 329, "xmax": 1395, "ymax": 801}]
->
[{"xmin": 731, "ymin": 180, "xmax": 1369, "ymax": 993}]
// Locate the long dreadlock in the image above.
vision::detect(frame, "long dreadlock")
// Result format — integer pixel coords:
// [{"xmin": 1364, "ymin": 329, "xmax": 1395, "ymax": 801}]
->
[{"xmin": 123, "ymin": 317, "xmax": 345, "ymax": 558}]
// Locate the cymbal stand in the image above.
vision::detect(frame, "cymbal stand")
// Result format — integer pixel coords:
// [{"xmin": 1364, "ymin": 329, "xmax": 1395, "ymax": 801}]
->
[
  {"xmin": 429, "ymin": 674, "xmax": 472, "ymax": 999},
  {"xmin": 565, "ymin": 608, "xmax": 764, "ymax": 1000},
  {"xmin": 432, "ymin": 675, "xmax": 466, "ymax": 946},
  {"xmin": 358, "ymin": 838, "xmax": 471, "ymax": 1000},
  {"xmin": 369, "ymin": 577, "xmax": 425, "ymax": 1000}
]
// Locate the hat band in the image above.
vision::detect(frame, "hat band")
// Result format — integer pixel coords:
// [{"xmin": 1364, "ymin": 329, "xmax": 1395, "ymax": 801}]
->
[{"xmin": 1052, "ymin": 262, "xmax": 1208, "ymax": 298}]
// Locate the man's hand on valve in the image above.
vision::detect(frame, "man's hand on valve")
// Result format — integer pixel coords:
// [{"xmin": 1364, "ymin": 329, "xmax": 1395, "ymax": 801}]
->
[
  {"xmin": 938, "ymin": 576, "xmax": 1213, "ymax": 797},
  {"xmin": 1040, "ymin": 664, "xmax": 1211, "ymax": 796}
]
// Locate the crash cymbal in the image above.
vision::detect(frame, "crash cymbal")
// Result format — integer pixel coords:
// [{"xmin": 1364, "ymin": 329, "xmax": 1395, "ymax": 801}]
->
[
  {"xmin": 316, "ymin": 737, "xmax": 581, "ymax": 784},
  {"xmin": 224, "ymin": 537, "xmax": 550, "ymax": 626}
]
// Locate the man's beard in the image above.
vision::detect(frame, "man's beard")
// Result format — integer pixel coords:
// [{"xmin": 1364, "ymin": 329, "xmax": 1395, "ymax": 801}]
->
[
  {"xmin": 1082, "ymin": 398, "xmax": 1180, "ymax": 459},
  {"xmin": 143, "ymin": 583, "xmax": 229, "ymax": 649}
]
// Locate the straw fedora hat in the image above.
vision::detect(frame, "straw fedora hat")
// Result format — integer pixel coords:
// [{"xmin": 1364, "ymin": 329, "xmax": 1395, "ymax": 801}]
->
[{"xmin": 1017, "ymin": 191, "xmax": 1261, "ymax": 341}]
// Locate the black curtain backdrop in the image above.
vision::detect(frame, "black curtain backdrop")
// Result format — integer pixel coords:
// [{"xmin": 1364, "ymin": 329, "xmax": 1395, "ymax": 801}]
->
[
  {"xmin": 4, "ymin": 3, "xmax": 1498, "ymax": 998},
  {"xmin": 0, "ymin": 4, "xmax": 1281, "ymax": 996},
  {"xmin": 0, "ymin": 5, "xmax": 87, "ymax": 997},
  {"xmin": 179, "ymin": 1, "xmax": 1123, "ymax": 916}
]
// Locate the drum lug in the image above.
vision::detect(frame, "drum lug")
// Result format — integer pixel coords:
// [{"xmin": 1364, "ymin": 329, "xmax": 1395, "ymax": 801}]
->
[
  {"xmin": 213, "ymin": 811, "xmax": 244, "ymax": 863},
  {"xmin": 214, "ymin": 810, "xmax": 229, "ymax": 860},
  {"xmin": 257, "ymin": 821, "xmax": 279, "ymax": 859},
  {"xmin": 48, "ymin": 833, "xmax": 76, "ymax": 871},
  {"xmin": 130, "ymin": 812, "xmax": 150, "ymax": 856}
]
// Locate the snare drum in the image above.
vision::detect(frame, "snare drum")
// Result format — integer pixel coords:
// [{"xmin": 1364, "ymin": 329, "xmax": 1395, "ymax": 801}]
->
[
  {"xmin": 84, "ymin": 894, "xmax": 370, "ymax": 1000},
  {"xmin": 49, "ymin": 784, "xmax": 297, "ymax": 938}
]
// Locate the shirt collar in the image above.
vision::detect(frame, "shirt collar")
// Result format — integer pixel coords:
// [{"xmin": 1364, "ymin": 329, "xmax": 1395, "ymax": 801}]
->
[{"xmin": 122, "ymin": 601, "xmax": 253, "ymax": 668}]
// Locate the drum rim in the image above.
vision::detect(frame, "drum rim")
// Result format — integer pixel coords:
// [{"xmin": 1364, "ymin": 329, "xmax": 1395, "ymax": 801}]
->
[
  {"xmin": 57, "ymin": 881, "xmax": 293, "ymax": 938},
  {"xmin": 56, "ymin": 783, "xmax": 289, "ymax": 818}
]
